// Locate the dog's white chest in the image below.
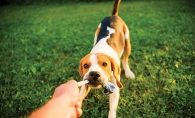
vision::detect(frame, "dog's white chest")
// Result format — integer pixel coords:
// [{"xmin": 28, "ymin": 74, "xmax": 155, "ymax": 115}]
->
[{"xmin": 90, "ymin": 35, "xmax": 119, "ymax": 65}]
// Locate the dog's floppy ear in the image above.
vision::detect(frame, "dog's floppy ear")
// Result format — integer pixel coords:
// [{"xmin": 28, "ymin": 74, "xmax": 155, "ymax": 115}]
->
[
  {"xmin": 79, "ymin": 59, "xmax": 84, "ymax": 77},
  {"xmin": 108, "ymin": 56, "xmax": 123, "ymax": 89},
  {"xmin": 79, "ymin": 54, "xmax": 91, "ymax": 78}
]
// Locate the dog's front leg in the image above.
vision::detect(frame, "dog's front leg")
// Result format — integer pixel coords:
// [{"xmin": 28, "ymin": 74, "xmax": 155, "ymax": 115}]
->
[
  {"xmin": 108, "ymin": 80, "xmax": 120, "ymax": 118},
  {"xmin": 108, "ymin": 86, "xmax": 119, "ymax": 118},
  {"xmin": 80, "ymin": 84, "xmax": 91, "ymax": 101}
]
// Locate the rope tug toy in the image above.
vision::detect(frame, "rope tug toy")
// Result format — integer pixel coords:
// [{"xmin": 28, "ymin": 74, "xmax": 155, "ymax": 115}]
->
[{"xmin": 77, "ymin": 80, "xmax": 115, "ymax": 94}]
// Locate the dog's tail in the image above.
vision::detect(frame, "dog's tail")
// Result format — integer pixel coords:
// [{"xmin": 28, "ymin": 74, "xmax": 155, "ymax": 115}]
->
[{"xmin": 112, "ymin": 0, "xmax": 121, "ymax": 16}]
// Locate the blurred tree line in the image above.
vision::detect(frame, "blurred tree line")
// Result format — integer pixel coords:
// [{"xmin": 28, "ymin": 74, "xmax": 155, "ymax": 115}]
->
[{"xmin": 0, "ymin": 0, "xmax": 133, "ymax": 5}]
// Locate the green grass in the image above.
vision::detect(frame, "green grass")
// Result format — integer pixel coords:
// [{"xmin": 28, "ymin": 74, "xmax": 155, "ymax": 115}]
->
[{"xmin": 0, "ymin": 1, "xmax": 195, "ymax": 117}]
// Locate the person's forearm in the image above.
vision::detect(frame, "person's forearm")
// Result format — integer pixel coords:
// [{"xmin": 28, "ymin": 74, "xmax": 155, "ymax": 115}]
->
[
  {"xmin": 30, "ymin": 98, "xmax": 68, "ymax": 118},
  {"xmin": 29, "ymin": 80, "xmax": 81, "ymax": 118}
]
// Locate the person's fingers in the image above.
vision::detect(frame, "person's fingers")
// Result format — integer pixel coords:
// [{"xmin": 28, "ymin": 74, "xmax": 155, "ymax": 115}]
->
[
  {"xmin": 63, "ymin": 80, "xmax": 79, "ymax": 98},
  {"xmin": 67, "ymin": 80, "xmax": 79, "ymax": 93},
  {"xmin": 76, "ymin": 107, "xmax": 83, "ymax": 117},
  {"xmin": 75, "ymin": 101, "xmax": 82, "ymax": 108},
  {"xmin": 53, "ymin": 80, "xmax": 79, "ymax": 98},
  {"xmin": 75, "ymin": 100, "xmax": 82, "ymax": 117},
  {"xmin": 65, "ymin": 80, "xmax": 78, "ymax": 89}
]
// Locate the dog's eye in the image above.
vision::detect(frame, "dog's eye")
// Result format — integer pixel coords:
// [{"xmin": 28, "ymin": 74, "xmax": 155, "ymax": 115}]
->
[
  {"xmin": 102, "ymin": 62, "xmax": 107, "ymax": 67},
  {"xmin": 84, "ymin": 64, "xmax": 89, "ymax": 69}
]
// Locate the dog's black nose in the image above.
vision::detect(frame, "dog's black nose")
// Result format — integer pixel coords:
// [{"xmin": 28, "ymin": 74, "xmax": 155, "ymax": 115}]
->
[{"xmin": 89, "ymin": 71, "xmax": 100, "ymax": 80}]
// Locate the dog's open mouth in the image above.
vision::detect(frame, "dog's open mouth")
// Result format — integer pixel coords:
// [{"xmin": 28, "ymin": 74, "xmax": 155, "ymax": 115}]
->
[
  {"xmin": 84, "ymin": 79, "xmax": 102, "ymax": 88},
  {"xmin": 82, "ymin": 79, "xmax": 116, "ymax": 94}
]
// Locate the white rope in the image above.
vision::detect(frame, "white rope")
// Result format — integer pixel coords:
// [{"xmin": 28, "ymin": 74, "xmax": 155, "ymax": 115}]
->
[{"xmin": 77, "ymin": 80, "xmax": 89, "ymax": 86}]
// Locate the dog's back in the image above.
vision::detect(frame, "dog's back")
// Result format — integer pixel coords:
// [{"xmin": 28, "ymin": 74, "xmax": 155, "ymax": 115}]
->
[
  {"xmin": 95, "ymin": 0, "xmax": 122, "ymax": 44},
  {"xmin": 91, "ymin": 0, "xmax": 126, "ymax": 62}
]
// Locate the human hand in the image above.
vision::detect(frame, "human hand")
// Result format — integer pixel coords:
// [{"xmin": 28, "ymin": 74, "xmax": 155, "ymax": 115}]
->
[
  {"xmin": 30, "ymin": 80, "xmax": 82, "ymax": 118},
  {"xmin": 52, "ymin": 80, "xmax": 82, "ymax": 118}
]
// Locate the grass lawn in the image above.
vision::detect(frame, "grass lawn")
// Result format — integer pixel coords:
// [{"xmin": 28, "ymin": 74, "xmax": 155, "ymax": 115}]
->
[{"xmin": 0, "ymin": 0, "xmax": 195, "ymax": 117}]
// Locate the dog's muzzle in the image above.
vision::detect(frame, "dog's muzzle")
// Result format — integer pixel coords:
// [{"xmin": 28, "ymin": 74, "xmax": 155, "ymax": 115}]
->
[{"xmin": 84, "ymin": 71, "xmax": 102, "ymax": 87}]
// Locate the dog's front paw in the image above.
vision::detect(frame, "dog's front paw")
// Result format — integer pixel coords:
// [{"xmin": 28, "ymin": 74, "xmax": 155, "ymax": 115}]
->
[
  {"xmin": 125, "ymin": 69, "xmax": 135, "ymax": 79},
  {"xmin": 108, "ymin": 110, "xmax": 116, "ymax": 118}
]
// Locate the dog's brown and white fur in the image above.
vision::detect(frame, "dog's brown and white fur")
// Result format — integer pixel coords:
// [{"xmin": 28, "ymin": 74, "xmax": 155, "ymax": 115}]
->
[{"xmin": 79, "ymin": 0, "xmax": 135, "ymax": 117}]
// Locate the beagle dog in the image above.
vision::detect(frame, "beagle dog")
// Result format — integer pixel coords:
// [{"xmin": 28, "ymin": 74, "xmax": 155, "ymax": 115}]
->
[{"xmin": 78, "ymin": 0, "xmax": 135, "ymax": 117}]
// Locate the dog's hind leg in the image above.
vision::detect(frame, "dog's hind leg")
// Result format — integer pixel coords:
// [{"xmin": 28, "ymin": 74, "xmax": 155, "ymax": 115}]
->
[{"xmin": 122, "ymin": 24, "xmax": 135, "ymax": 79}]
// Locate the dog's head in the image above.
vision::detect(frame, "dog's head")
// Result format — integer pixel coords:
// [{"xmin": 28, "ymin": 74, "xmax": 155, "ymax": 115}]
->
[{"xmin": 79, "ymin": 53, "xmax": 123, "ymax": 89}]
